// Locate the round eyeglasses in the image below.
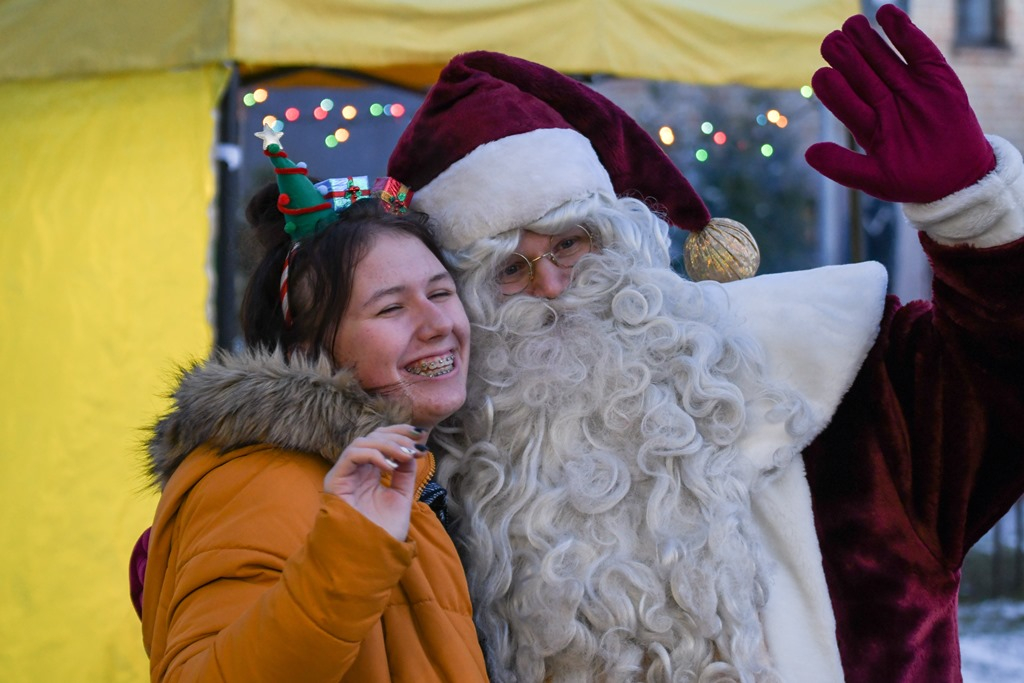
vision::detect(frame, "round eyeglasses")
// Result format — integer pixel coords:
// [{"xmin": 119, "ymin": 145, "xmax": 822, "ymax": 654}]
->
[{"xmin": 496, "ymin": 226, "xmax": 595, "ymax": 295}]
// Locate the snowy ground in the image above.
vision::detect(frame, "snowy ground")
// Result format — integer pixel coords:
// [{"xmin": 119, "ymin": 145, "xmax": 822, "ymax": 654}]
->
[{"xmin": 958, "ymin": 599, "xmax": 1024, "ymax": 682}]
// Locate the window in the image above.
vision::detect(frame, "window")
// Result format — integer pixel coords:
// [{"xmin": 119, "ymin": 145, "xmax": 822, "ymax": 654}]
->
[
  {"xmin": 861, "ymin": 1, "xmax": 908, "ymax": 16},
  {"xmin": 957, "ymin": 0, "xmax": 1006, "ymax": 47}
]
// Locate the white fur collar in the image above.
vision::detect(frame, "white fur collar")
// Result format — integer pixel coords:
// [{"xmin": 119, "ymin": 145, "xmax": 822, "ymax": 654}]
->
[
  {"xmin": 718, "ymin": 260, "xmax": 888, "ymax": 683},
  {"xmin": 722, "ymin": 260, "xmax": 888, "ymax": 469}
]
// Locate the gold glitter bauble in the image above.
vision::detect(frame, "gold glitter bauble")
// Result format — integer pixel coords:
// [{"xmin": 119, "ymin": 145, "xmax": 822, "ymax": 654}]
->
[{"xmin": 683, "ymin": 218, "xmax": 760, "ymax": 282}]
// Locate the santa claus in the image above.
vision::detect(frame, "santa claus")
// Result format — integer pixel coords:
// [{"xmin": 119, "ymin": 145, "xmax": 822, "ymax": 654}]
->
[{"xmin": 387, "ymin": 5, "xmax": 1024, "ymax": 683}]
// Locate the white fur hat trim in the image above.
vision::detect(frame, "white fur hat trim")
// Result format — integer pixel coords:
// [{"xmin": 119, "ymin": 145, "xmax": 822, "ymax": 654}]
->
[{"xmin": 411, "ymin": 128, "xmax": 614, "ymax": 251}]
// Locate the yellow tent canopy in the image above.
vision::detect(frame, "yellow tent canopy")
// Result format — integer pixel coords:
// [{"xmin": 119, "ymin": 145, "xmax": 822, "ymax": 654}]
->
[
  {"xmin": 2, "ymin": 0, "xmax": 852, "ymax": 89},
  {"xmin": 0, "ymin": 1, "xmax": 856, "ymax": 682}
]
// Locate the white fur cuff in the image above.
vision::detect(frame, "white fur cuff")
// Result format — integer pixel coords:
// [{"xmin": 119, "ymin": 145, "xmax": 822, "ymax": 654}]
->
[{"xmin": 903, "ymin": 136, "xmax": 1024, "ymax": 248}]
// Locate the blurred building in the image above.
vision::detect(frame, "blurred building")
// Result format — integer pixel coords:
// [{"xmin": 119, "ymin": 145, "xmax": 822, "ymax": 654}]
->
[
  {"xmin": 875, "ymin": 0, "xmax": 1023, "ymax": 300},
  {"xmin": 915, "ymin": 0, "xmax": 1024, "ymax": 151}
]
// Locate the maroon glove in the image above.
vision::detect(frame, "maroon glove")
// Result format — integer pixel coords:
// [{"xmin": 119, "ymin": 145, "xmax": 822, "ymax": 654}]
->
[{"xmin": 805, "ymin": 4, "xmax": 995, "ymax": 204}]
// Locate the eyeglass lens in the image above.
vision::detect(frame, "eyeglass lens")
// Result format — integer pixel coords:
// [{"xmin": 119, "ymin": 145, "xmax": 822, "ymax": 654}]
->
[{"xmin": 496, "ymin": 227, "xmax": 592, "ymax": 294}]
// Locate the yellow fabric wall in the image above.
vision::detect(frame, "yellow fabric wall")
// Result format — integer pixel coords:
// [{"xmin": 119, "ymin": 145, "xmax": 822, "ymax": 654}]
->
[
  {"xmin": 0, "ymin": 0, "xmax": 230, "ymax": 82},
  {"xmin": 0, "ymin": 65, "xmax": 228, "ymax": 682},
  {"xmin": 235, "ymin": 0, "xmax": 856, "ymax": 88},
  {"xmin": 1, "ymin": 0, "xmax": 857, "ymax": 90}
]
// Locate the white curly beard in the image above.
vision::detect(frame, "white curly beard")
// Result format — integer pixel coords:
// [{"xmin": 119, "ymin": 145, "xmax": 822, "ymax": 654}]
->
[{"xmin": 438, "ymin": 250, "xmax": 812, "ymax": 683}]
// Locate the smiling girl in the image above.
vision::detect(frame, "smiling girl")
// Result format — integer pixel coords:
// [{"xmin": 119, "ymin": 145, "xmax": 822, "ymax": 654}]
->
[{"xmin": 130, "ymin": 136, "xmax": 485, "ymax": 682}]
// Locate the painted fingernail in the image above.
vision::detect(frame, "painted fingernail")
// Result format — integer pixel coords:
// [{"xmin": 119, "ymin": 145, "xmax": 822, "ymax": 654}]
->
[
  {"xmin": 384, "ymin": 457, "xmax": 399, "ymax": 469},
  {"xmin": 411, "ymin": 426, "xmax": 426, "ymax": 434},
  {"xmin": 400, "ymin": 446, "xmax": 416, "ymax": 456},
  {"xmin": 415, "ymin": 444, "xmax": 427, "ymax": 452}
]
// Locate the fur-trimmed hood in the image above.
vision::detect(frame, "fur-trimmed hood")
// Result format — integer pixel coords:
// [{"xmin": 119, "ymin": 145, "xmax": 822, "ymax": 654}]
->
[{"xmin": 147, "ymin": 348, "xmax": 409, "ymax": 488}]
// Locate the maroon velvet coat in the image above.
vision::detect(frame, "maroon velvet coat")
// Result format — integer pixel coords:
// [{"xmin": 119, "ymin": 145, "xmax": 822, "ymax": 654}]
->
[{"xmin": 804, "ymin": 234, "xmax": 1024, "ymax": 683}]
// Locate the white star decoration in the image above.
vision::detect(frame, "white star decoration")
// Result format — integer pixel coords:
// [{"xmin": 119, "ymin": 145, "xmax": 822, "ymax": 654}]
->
[{"xmin": 255, "ymin": 123, "xmax": 284, "ymax": 150}]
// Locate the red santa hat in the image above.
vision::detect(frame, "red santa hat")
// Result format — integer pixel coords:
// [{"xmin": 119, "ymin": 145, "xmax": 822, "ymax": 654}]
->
[{"xmin": 387, "ymin": 50, "xmax": 759, "ymax": 281}]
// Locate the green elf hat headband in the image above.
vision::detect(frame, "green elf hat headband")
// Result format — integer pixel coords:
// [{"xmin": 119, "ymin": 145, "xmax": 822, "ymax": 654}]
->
[
  {"xmin": 256, "ymin": 124, "xmax": 335, "ymax": 239},
  {"xmin": 254, "ymin": 124, "xmax": 414, "ymax": 324}
]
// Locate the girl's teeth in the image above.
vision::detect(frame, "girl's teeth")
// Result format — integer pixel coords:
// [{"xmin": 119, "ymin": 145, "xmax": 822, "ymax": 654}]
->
[{"xmin": 406, "ymin": 354, "xmax": 455, "ymax": 377}]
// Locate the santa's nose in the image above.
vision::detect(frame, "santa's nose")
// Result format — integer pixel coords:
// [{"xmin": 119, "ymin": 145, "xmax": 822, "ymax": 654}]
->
[{"xmin": 524, "ymin": 257, "xmax": 570, "ymax": 299}]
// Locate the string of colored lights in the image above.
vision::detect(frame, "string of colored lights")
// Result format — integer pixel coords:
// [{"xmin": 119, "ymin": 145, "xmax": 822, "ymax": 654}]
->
[
  {"xmin": 658, "ymin": 84, "xmax": 815, "ymax": 163},
  {"xmin": 243, "ymin": 83, "xmax": 814, "ymax": 156},
  {"xmin": 242, "ymin": 88, "xmax": 409, "ymax": 149}
]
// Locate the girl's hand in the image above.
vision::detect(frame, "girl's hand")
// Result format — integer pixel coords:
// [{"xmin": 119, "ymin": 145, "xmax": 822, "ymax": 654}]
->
[{"xmin": 324, "ymin": 424, "xmax": 427, "ymax": 541}]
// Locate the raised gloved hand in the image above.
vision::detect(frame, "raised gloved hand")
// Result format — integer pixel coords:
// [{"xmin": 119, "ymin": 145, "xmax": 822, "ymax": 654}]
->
[{"xmin": 805, "ymin": 4, "xmax": 996, "ymax": 204}]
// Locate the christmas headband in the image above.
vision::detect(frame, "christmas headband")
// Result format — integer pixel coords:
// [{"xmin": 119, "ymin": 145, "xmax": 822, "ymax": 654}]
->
[
  {"xmin": 255, "ymin": 123, "xmax": 414, "ymax": 238},
  {"xmin": 254, "ymin": 124, "xmax": 414, "ymax": 324}
]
